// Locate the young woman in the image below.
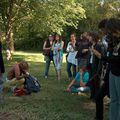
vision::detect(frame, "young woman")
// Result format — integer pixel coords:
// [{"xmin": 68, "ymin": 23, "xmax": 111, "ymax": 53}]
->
[
  {"xmin": 52, "ymin": 34, "xmax": 64, "ymax": 80},
  {"xmin": 66, "ymin": 67, "xmax": 90, "ymax": 94},
  {"xmin": 66, "ymin": 33, "xmax": 77, "ymax": 80},
  {"xmin": 43, "ymin": 35, "xmax": 54, "ymax": 78}
]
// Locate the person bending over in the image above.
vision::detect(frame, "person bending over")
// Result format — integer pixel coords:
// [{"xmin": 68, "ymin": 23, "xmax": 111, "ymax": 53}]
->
[{"xmin": 4, "ymin": 61, "xmax": 29, "ymax": 92}]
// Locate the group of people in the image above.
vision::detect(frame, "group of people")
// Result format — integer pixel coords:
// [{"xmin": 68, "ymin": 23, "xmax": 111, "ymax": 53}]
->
[
  {"xmin": 0, "ymin": 17, "xmax": 120, "ymax": 120},
  {"xmin": 43, "ymin": 18, "xmax": 120, "ymax": 120}
]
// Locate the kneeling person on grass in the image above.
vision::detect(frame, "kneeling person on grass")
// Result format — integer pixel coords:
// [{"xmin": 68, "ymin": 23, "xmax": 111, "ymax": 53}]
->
[
  {"xmin": 66, "ymin": 67, "xmax": 90, "ymax": 94},
  {"xmin": 4, "ymin": 61, "xmax": 29, "ymax": 92}
]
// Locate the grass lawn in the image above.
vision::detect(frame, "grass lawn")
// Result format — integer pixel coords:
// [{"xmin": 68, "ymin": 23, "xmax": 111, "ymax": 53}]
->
[{"xmin": 0, "ymin": 51, "xmax": 108, "ymax": 120}]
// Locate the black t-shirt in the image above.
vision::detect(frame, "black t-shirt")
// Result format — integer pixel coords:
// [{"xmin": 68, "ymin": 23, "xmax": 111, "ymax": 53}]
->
[
  {"xmin": 102, "ymin": 44, "xmax": 120, "ymax": 76},
  {"xmin": 75, "ymin": 39, "xmax": 90, "ymax": 59}
]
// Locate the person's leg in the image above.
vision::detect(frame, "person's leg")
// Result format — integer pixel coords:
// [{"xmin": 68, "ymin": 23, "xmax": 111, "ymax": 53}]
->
[
  {"xmin": 44, "ymin": 56, "xmax": 51, "ymax": 77},
  {"xmin": 57, "ymin": 57, "xmax": 63, "ymax": 81},
  {"xmin": 109, "ymin": 72, "xmax": 118, "ymax": 120},
  {"xmin": 95, "ymin": 82, "xmax": 108, "ymax": 120},
  {"xmin": 72, "ymin": 64, "xmax": 76, "ymax": 79},
  {"xmin": 67, "ymin": 62, "xmax": 72, "ymax": 80},
  {"xmin": 114, "ymin": 75, "xmax": 120, "ymax": 120},
  {"xmin": 0, "ymin": 70, "xmax": 4, "ymax": 102},
  {"xmin": 77, "ymin": 86, "xmax": 90, "ymax": 93},
  {"xmin": 77, "ymin": 58, "xmax": 80, "ymax": 71}
]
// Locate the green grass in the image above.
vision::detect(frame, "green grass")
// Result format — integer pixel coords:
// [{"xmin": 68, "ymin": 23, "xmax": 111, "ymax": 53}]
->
[{"xmin": 0, "ymin": 51, "xmax": 108, "ymax": 120}]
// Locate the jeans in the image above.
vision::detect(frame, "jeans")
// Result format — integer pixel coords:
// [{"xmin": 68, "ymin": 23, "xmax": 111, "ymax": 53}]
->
[
  {"xmin": 44, "ymin": 56, "xmax": 53, "ymax": 76},
  {"xmin": 70, "ymin": 85, "xmax": 90, "ymax": 93},
  {"xmin": 109, "ymin": 72, "xmax": 120, "ymax": 120},
  {"xmin": 67, "ymin": 62, "xmax": 76, "ymax": 80}
]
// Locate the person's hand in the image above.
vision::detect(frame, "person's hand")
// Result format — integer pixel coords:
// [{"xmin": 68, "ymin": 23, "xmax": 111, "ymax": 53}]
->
[
  {"xmin": 82, "ymin": 49, "xmax": 88, "ymax": 53},
  {"xmin": 58, "ymin": 48, "xmax": 60, "ymax": 52},
  {"xmin": 23, "ymin": 73, "xmax": 29, "ymax": 78},
  {"xmin": 80, "ymin": 80, "xmax": 86, "ymax": 87},
  {"xmin": 66, "ymin": 87, "xmax": 71, "ymax": 92}
]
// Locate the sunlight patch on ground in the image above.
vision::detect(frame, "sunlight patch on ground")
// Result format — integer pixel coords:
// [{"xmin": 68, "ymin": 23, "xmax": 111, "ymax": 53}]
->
[{"xmin": 13, "ymin": 51, "xmax": 67, "ymax": 63}]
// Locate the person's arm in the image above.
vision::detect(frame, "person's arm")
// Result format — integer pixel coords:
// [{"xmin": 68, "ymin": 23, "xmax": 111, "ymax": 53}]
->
[
  {"xmin": 59, "ymin": 41, "xmax": 64, "ymax": 50},
  {"xmin": 92, "ymin": 48, "xmax": 120, "ymax": 63},
  {"xmin": 80, "ymin": 72, "xmax": 89, "ymax": 87},
  {"xmin": 66, "ymin": 42, "xmax": 70, "ymax": 52},
  {"xmin": 82, "ymin": 49, "xmax": 89, "ymax": 53},
  {"xmin": 80, "ymin": 72, "xmax": 86, "ymax": 87},
  {"xmin": 66, "ymin": 79, "xmax": 76, "ymax": 91},
  {"xmin": 43, "ymin": 41, "xmax": 51, "ymax": 50},
  {"xmin": 14, "ymin": 65, "xmax": 26, "ymax": 80}
]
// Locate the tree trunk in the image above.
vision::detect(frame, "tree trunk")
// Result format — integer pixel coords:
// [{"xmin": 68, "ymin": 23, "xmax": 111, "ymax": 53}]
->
[{"xmin": 6, "ymin": 25, "xmax": 14, "ymax": 51}]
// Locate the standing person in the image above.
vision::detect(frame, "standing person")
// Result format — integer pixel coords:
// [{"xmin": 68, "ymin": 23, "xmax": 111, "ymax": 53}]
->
[
  {"xmin": 76, "ymin": 32, "xmax": 90, "ymax": 70},
  {"xmin": 66, "ymin": 33, "xmax": 77, "ymax": 80},
  {"xmin": 92, "ymin": 18, "xmax": 120, "ymax": 120},
  {"xmin": 95, "ymin": 19, "xmax": 110, "ymax": 120},
  {"xmin": 52, "ymin": 34, "xmax": 64, "ymax": 80},
  {"xmin": 43, "ymin": 34, "xmax": 54, "ymax": 78},
  {"xmin": 0, "ymin": 32, "xmax": 5, "ymax": 101},
  {"xmin": 88, "ymin": 32, "xmax": 107, "ymax": 100}
]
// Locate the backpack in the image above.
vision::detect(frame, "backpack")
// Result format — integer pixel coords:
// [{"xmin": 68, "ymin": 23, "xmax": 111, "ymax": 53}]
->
[{"xmin": 24, "ymin": 75, "xmax": 41, "ymax": 94}]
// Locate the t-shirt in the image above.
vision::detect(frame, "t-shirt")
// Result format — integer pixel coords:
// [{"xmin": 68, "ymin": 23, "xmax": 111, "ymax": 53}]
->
[
  {"xmin": 66, "ymin": 42, "xmax": 77, "ymax": 65},
  {"xmin": 74, "ymin": 71, "xmax": 89, "ymax": 85}
]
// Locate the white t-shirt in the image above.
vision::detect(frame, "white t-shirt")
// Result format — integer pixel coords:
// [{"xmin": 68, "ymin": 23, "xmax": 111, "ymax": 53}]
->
[{"xmin": 66, "ymin": 42, "xmax": 77, "ymax": 65}]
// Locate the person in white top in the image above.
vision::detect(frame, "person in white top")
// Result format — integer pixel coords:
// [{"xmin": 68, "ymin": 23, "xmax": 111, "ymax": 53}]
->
[{"xmin": 66, "ymin": 33, "xmax": 77, "ymax": 80}]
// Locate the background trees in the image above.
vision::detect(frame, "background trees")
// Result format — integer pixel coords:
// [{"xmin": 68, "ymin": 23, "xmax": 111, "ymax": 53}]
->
[{"xmin": 0, "ymin": 0, "xmax": 120, "ymax": 51}]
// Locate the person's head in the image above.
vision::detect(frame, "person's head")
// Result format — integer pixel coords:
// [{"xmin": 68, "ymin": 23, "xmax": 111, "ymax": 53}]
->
[
  {"xmin": 49, "ymin": 34, "xmax": 54, "ymax": 41},
  {"xmin": 79, "ymin": 67, "xmax": 87, "ymax": 73},
  {"xmin": 55, "ymin": 33, "xmax": 62, "ymax": 43},
  {"xmin": 80, "ymin": 32, "xmax": 87, "ymax": 39},
  {"xmin": 70, "ymin": 33, "xmax": 76, "ymax": 42},
  {"xmin": 106, "ymin": 18, "xmax": 120, "ymax": 38},
  {"xmin": 19, "ymin": 61, "xmax": 29, "ymax": 73},
  {"xmin": 88, "ymin": 32, "xmax": 100, "ymax": 44},
  {"xmin": 98, "ymin": 19, "xmax": 108, "ymax": 37}
]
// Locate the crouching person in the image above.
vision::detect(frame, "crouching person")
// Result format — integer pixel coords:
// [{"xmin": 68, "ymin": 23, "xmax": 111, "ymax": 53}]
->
[
  {"xmin": 66, "ymin": 67, "xmax": 90, "ymax": 94},
  {"xmin": 3, "ymin": 61, "xmax": 29, "ymax": 92}
]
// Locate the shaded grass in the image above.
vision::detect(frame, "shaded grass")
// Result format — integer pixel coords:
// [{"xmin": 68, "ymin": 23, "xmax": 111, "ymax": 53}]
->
[{"xmin": 0, "ymin": 51, "xmax": 108, "ymax": 120}]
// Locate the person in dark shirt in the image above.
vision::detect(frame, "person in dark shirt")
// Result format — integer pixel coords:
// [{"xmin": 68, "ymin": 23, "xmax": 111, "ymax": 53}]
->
[
  {"xmin": 92, "ymin": 18, "xmax": 120, "ymax": 120},
  {"xmin": 94, "ymin": 19, "xmax": 110, "ymax": 120},
  {"xmin": 0, "ymin": 32, "xmax": 5, "ymax": 82},
  {"xmin": 0, "ymin": 32, "xmax": 5, "ymax": 101},
  {"xmin": 76, "ymin": 32, "xmax": 90, "ymax": 70},
  {"xmin": 43, "ymin": 35, "xmax": 54, "ymax": 78}
]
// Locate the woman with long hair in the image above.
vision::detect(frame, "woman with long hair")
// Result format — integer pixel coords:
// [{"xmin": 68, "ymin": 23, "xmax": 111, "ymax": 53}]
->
[{"xmin": 52, "ymin": 34, "xmax": 64, "ymax": 80}]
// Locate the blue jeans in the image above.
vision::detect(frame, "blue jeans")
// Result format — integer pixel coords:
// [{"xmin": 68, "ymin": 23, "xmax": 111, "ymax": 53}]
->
[
  {"xmin": 67, "ymin": 62, "xmax": 76, "ymax": 80},
  {"xmin": 44, "ymin": 56, "xmax": 54, "ymax": 76},
  {"xmin": 70, "ymin": 85, "xmax": 90, "ymax": 93},
  {"xmin": 109, "ymin": 72, "xmax": 120, "ymax": 120}
]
